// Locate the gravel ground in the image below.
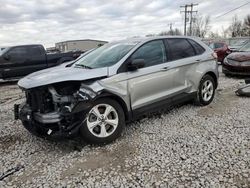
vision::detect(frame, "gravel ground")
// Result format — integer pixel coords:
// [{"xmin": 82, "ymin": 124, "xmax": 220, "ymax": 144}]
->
[{"xmin": 0, "ymin": 70, "xmax": 249, "ymax": 187}]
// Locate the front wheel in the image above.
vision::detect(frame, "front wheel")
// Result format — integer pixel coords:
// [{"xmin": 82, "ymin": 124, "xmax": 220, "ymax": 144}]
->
[
  {"xmin": 195, "ymin": 75, "xmax": 216, "ymax": 106},
  {"xmin": 80, "ymin": 98, "xmax": 125, "ymax": 144}
]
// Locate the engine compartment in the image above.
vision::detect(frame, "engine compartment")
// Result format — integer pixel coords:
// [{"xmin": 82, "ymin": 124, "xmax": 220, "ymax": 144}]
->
[{"xmin": 18, "ymin": 81, "xmax": 98, "ymax": 138}]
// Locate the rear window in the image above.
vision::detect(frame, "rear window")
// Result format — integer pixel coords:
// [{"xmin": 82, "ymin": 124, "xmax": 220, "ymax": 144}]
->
[
  {"xmin": 28, "ymin": 46, "xmax": 43, "ymax": 57},
  {"xmin": 214, "ymin": 43, "xmax": 224, "ymax": 49},
  {"xmin": 167, "ymin": 38, "xmax": 196, "ymax": 61},
  {"xmin": 188, "ymin": 39, "xmax": 205, "ymax": 55}
]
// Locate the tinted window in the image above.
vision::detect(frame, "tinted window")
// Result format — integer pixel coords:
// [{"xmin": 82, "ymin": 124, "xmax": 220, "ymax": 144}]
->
[
  {"xmin": 8, "ymin": 47, "xmax": 27, "ymax": 57},
  {"xmin": 188, "ymin": 39, "xmax": 205, "ymax": 55},
  {"xmin": 167, "ymin": 39, "xmax": 196, "ymax": 61},
  {"xmin": 28, "ymin": 46, "xmax": 43, "ymax": 57},
  {"xmin": 131, "ymin": 40, "xmax": 167, "ymax": 68},
  {"xmin": 214, "ymin": 43, "xmax": 224, "ymax": 49}
]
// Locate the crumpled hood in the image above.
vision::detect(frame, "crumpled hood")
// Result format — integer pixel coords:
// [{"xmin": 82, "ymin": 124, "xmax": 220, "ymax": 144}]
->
[
  {"xmin": 18, "ymin": 65, "xmax": 108, "ymax": 89},
  {"xmin": 227, "ymin": 52, "xmax": 250, "ymax": 62}
]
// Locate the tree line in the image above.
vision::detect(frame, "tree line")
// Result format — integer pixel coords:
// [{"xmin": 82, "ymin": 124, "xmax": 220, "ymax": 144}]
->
[{"xmin": 146, "ymin": 14, "xmax": 250, "ymax": 38}]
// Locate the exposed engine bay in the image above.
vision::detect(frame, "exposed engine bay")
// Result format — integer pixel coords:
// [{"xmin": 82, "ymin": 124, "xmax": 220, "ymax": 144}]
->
[{"xmin": 16, "ymin": 81, "xmax": 99, "ymax": 138}]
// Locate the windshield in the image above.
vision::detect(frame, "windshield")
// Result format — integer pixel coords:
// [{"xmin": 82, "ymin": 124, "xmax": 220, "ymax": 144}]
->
[
  {"xmin": 239, "ymin": 42, "xmax": 250, "ymax": 52},
  {"xmin": 0, "ymin": 47, "xmax": 9, "ymax": 55},
  {"xmin": 229, "ymin": 39, "xmax": 249, "ymax": 46},
  {"xmin": 74, "ymin": 42, "xmax": 136, "ymax": 69}
]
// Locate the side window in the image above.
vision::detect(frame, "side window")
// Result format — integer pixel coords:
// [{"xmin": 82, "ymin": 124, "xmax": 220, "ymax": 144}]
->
[
  {"xmin": 167, "ymin": 39, "xmax": 196, "ymax": 61},
  {"xmin": 188, "ymin": 39, "xmax": 205, "ymax": 55},
  {"xmin": 8, "ymin": 47, "xmax": 27, "ymax": 57},
  {"xmin": 130, "ymin": 40, "xmax": 167, "ymax": 68},
  {"xmin": 28, "ymin": 46, "xmax": 43, "ymax": 57}
]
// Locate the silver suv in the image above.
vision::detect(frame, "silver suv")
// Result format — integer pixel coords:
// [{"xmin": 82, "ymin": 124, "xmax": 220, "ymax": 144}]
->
[{"xmin": 15, "ymin": 36, "xmax": 219, "ymax": 144}]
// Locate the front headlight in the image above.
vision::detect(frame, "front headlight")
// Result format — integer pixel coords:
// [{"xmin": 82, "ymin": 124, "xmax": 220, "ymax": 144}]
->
[
  {"xmin": 77, "ymin": 87, "xmax": 97, "ymax": 101},
  {"xmin": 225, "ymin": 58, "xmax": 240, "ymax": 66},
  {"xmin": 223, "ymin": 58, "xmax": 228, "ymax": 64},
  {"xmin": 240, "ymin": 61, "xmax": 250, "ymax": 66}
]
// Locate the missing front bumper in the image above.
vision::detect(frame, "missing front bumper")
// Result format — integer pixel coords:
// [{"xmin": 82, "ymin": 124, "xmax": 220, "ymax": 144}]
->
[{"xmin": 14, "ymin": 103, "xmax": 86, "ymax": 139}]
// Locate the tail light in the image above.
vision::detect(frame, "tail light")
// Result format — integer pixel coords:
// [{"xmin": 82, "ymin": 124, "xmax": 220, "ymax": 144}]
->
[{"xmin": 212, "ymin": 52, "xmax": 218, "ymax": 60}]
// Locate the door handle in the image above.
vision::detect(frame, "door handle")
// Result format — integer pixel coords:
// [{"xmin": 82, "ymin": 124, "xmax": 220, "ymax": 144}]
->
[
  {"xmin": 160, "ymin": 66, "xmax": 169, "ymax": 71},
  {"xmin": 195, "ymin": 59, "xmax": 201, "ymax": 62}
]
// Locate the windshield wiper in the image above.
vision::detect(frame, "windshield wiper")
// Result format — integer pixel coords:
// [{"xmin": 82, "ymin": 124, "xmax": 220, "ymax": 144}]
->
[{"xmin": 74, "ymin": 64, "xmax": 92, "ymax": 69}]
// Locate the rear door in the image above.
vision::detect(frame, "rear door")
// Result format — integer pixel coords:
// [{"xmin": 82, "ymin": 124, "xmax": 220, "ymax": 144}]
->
[
  {"xmin": 165, "ymin": 38, "xmax": 205, "ymax": 96},
  {"xmin": 24, "ymin": 45, "xmax": 47, "ymax": 74}
]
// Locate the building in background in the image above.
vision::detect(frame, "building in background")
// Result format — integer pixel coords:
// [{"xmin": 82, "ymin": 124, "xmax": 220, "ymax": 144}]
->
[{"xmin": 55, "ymin": 39, "xmax": 108, "ymax": 52}]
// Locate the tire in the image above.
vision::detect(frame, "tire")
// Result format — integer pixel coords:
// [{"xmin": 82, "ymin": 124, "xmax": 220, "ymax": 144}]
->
[
  {"xmin": 194, "ymin": 74, "xmax": 216, "ymax": 106},
  {"xmin": 80, "ymin": 98, "xmax": 125, "ymax": 144}
]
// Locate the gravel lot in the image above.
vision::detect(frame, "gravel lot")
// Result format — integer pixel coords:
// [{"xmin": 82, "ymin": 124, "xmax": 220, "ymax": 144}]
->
[{"xmin": 0, "ymin": 69, "xmax": 250, "ymax": 187}]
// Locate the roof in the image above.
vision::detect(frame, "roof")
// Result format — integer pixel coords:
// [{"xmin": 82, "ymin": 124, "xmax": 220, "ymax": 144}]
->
[
  {"xmin": 56, "ymin": 39, "xmax": 108, "ymax": 44},
  {"xmin": 111, "ymin": 35, "xmax": 203, "ymax": 44}
]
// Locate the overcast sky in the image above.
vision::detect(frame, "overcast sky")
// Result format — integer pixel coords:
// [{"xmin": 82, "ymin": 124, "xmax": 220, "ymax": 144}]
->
[{"xmin": 0, "ymin": 0, "xmax": 249, "ymax": 47}]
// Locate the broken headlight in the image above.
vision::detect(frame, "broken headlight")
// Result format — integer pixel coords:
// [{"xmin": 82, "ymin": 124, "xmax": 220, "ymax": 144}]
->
[{"xmin": 77, "ymin": 87, "xmax": 97, "ymax": 101}]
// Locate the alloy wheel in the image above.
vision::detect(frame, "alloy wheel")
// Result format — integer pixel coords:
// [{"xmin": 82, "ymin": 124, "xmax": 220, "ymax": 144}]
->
[
  {"xmin": 86, "ymin": 104, "xmax": 119, "ymax": 138},
  {"xmin": 201, "ymin": 80, "xmax": 214, "ymax": 102}
]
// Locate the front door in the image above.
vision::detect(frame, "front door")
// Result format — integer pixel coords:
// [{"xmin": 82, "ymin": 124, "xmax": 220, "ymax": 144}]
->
[{"xmin": 125, "ymin": 40, "xmax": 176, "ymax": 112}]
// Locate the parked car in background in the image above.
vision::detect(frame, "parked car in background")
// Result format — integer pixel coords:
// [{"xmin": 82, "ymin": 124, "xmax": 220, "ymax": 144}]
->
[
  {"xmin": 209, "ymin": 42, "xmax": 231, "ymax": 63},
  {"xmin": 0, "ymin": 44, "xmax": 82, "ymax": 80},
  {"xmin": 223, "ymin": 42, "xmax": 250, "ymax": 76},
  {"xmin": 15, "ymin": 36, "xmax": 218, "ymax": 144}
]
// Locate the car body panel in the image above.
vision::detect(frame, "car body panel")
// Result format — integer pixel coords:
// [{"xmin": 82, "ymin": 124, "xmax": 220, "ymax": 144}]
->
[
  {"xmin": 223, "ymin": 51, "xmax": 250, "ymax": 76},
  {"xmin": 227, "ymin": 52, "xmax": 250, "ymax": 62},
  {"xmin": 18, "ymin": 66, "xmax": 108, "ymax": 89}
]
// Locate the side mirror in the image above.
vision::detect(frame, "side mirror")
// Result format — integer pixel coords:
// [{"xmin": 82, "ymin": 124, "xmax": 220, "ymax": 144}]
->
[
  {"xmin": 3, "ymin": 54, "xmax": 10, "ymax": 60},
  {"xmin": 128, "ymin": 59, "xmax": 145, "ymax": 71}
]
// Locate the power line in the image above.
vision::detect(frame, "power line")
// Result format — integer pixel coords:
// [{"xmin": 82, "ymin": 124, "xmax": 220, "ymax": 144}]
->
[{"xmin": 215, "ymin": 1, "xmax": 250, "ymax": 19}]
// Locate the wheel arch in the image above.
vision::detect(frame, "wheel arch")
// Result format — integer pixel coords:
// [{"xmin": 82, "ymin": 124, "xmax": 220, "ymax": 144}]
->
[
  {"xmin": 96, "ymin": 92, "xmax": 132, "ymax": 122},
  {"xmin": 204, "ymin": 71, "xmax": 218, "ymax": 89}
]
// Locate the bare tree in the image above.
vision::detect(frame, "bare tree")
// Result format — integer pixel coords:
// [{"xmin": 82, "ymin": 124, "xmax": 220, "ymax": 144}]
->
[
  {"xmin": 209, "ymin": 31, "xmax": 220, "ymax": 39},
  {"xmin": 221, "ymin": 26, "xmax": 229, "ymax": 38},
  {"xmin": 158, "ymin": 28, "xmax": 182, "ymax": 36},
  {"xmin": 192, "ymin": 15, "xmax": 211, "ymax": 38},
  {"xmin": 228, "ymin": 15, "xmax": 243, "ymax": 37},
  {"xmin": 242, "ymin": 14, "xmax": 250, "ymax": 36}
]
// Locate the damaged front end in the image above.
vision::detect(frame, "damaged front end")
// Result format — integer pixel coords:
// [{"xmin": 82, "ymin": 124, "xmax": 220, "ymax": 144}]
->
[{"xmin": 15, "ymin": 82, "xmax": 98, "ymax": 139}]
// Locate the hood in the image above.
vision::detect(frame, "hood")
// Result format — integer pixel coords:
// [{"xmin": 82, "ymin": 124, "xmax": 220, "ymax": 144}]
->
[
  {"xmin": 227, "ymin": 52, "xmax": 250, "ymax": 62},
  {"xmin": 18, "ymin": 65, "xmax": 108, "ymax": 89}
]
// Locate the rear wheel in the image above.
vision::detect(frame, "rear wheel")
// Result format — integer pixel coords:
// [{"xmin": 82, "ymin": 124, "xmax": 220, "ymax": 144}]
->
[
  {"xmin": 195, "ymin": 75, "xmax": 216, "ymax": 106},
  {"xmin": 80, "ymin": 98, "xmax": 125, "ymax": 144}
]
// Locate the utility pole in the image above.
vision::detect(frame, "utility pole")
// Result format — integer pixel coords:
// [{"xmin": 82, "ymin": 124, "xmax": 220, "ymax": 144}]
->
[
  {"xmin": 189, "ymin": 4, "xmax": 193, "ymax": 36},
  {"xmin": 180, "ymin": 5, "xmax": 188, "ymax": 35},
  {"xmin": 180, "ymin": 3, "xmax": 198, "ymax": 36},
  {"xmin": 168, "ymin": 23, "xmax": 174, "ymax": 35}
]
